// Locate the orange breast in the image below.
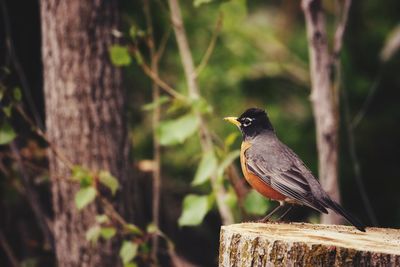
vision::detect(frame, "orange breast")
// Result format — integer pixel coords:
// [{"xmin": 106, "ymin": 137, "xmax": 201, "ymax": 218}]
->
[{"xmin": 240, "ymin": 142, "xmax": 286, "ymax": 201}]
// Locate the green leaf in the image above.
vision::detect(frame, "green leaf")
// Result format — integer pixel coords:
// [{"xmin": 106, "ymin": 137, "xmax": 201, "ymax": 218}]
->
[
  {"xmin": 157, "ymin": 112, "xmax": 200, "ymax": 145},
  {"xmin": 75, "ymin": 187, "xmax": 97, "ymax": 210},
  {"xmin": 217, "ymin": 150, "xmax": 240, "ymax": 177},
  {"xmin": 2, "ymin": 105, "xmax": 12, "ymax": 117},
  {"xmin": 134, "ymin": 51, "xmax": 143, "ymax": 65},
  {"xmin": 191, "ymin": 97, "xmax": 212, "ymax": 114},
  {"xmin": 0, "ymin": 122, "xmax": 16, "ymax": 145},
  {"xmin": 220, "ymin": 0, "xmax": 247, "ymax": 30},
  {"xmin": 71, "ymin": 166, "xmax": 92, "ymax": 186},
  {"xmin": 124, "ymin": 224, "xmax": 143, "ymax": 235},
  {"xmin": 142, "ymin": 96, "xmax": 170, "ymax": 111},
  {"xmin": 109, "ymin": 45, "xmax": 132, "ymax": 66},
  {"xmin": 100, "ymin": 227, "xmax": 116, "ymax": 240},
  {"xmin": 96, "ymin": 214, "xmax": 110, "ymax": 224},
  {"xmin": 224, "ymin": 188, "xmax": 238, "ymax": 209},
  {"xmin": 244, "ymin": 190, "xmax": 269, "ymax": 215},
  {"xmin": 119, "ymin": 241, "xmax": 138, "ymax": 264},
  {"xmin": 129, "ymin": 25, "xmax": 137, "ymax": 40},
  {"xmin": 146, "ymin": 223, "xmax": 158, "ymax": 234},
  {"xmin": 178, "ymin": 194, "xmax": 211, "ymax": 227},
  {"xmin": 86, "ymin": 225, "xmax": 101, "ymax": 244},
  {"xmin": 124, "ymin": 263, "xmax": 138, "ymax": 267},
  {"xmin": 192, "ymin": 151, "xmax": 217, "ymax": 186},
  {"xmin": 13, "ymin": 87, "xmax": 22, "ymax": 101},
  {"xmin": 194, "ymin": 0, "xmax": 213, "ymax": 7},
  {"xmin": 98, "ymin": 170, "xmax": 119, "ymax": 195},
  {"xmin": 224, "ymin": 132, "xmax": 239, "ymax": 148}
]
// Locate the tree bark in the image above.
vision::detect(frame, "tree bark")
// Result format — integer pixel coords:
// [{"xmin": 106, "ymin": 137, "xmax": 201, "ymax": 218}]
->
[
  {"xmin": 40, "ymin": 0, "xmax": 133, "ymax": 266},
  {"xmin": 301, "ymin": 0, "xmax": 342, "ymax": 225},
  {"xmin": 219, "ymin": 223, "xmax": 400, "ymax": 266}
]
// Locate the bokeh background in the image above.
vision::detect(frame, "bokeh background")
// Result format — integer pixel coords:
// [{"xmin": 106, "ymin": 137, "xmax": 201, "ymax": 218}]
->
[{"xmin": 1, "ymin": 0, "xmax": 399, "ymax": 266}]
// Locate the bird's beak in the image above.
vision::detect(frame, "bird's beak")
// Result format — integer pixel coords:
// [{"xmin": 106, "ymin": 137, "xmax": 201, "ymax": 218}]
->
[{"xmin": 224, "ymin": 117, "xmax": 241, "ymax": 127}]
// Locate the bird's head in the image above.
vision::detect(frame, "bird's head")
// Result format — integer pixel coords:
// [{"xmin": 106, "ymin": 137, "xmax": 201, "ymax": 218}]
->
[{"xmin": 224, "ymin": 108, "xmax": 274, "ymax": 139}]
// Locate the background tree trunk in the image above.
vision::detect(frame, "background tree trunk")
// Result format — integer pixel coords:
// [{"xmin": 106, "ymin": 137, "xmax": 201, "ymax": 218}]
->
[
  {"xmin": 40, "ymin": 0, "xmax": 133, "ymax": 266},
  {"xmin": 301, "ymin": 0, "xmax": 342, "ymax": 225},
  {"xmin": 219, "ymin": 223, "xmax": 400, "ymax": 266}
]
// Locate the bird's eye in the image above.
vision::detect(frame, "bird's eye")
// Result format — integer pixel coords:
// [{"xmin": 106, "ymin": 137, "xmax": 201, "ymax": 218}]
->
[{"xmin": 242, "ymin": 117, "xmax": 252, "ymax": 127}]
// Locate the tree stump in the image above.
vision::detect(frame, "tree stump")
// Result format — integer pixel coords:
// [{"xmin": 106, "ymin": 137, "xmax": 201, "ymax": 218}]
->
[{"xmin": 219, "ymin": 222, "xmax": 400, "ymax": 266}]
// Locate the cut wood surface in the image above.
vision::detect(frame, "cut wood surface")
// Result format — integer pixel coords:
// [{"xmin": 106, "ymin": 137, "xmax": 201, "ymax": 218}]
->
[{"xmin": 219, "ymin": 222, "xmax": 400, "ymax": 266}]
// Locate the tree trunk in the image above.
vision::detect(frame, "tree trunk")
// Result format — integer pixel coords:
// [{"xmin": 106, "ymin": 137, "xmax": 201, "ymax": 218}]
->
[
  {"xmin": 40, "ymin": 0, "xmax": 134, "ymax": 266},
  {"xmin": 219, "ymin": 223, "xmax": 400, "ymax": 266},
  {"xmin": 301, "ymin": 0, "xmax": 342, "ymax": 225}
]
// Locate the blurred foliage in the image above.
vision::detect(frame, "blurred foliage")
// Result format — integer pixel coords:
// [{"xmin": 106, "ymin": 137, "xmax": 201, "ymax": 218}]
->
[{"xmin": 1, "ymin": 0, "xmax": 400, "ymax": 266}]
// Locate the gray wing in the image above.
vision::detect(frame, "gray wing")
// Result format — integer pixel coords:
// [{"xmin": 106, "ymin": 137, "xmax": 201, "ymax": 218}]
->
[{"xmin": 246, "ymin": 137, "xmax": 328, "ymax": 214}]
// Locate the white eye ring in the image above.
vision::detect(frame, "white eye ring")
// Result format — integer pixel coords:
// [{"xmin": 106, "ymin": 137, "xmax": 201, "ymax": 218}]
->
[{"xmin": 242, "ymin": 117, "xmax": 253, "ymax": 127}]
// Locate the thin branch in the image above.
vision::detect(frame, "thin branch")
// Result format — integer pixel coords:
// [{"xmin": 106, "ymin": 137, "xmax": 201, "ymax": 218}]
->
[
  {"xmin": 10, "ymin": 142, "xmax": 54, "ymax": 250},
  {"xmin": 168, "ymin": 0, "xmax": 234, "ymax": 225},
  {"xmin": 0, "ymin": 230, "xmax": 21, "ymax": 267},
  {"xmin": 168, "ymin": 0, "xmax": 199, "ymax": 99},
  {"xmin": 140, "ymin": 62, "xmax": 186, "ymax": 100},
  {"xmin": 15, "ymin": 105, "xmax": 74, "ymax": 169},
  {"xmin": 155, "ymin": 26, "xmax": 172, "ymax": 64},
  {"xmin": 351, "ymin": 72, "xmax": 382, "ymax": 129},
  {"xmin": 143, "ymin": 0, "xmax": 162, "ymax": 263},
  {"xmin": 341, "ymin": 84, "xmax": 378, "ymax": 226},
  {"xmin": 194, "ymin": 13, "xmax": 223, "ymax": 78},
  {"xmin": 99, "ymin": 196, "xmax": 128, "ymax": 226},
  {"xmin": 333, "ymin": 0, "xmax": 352, "ymax": 57}
]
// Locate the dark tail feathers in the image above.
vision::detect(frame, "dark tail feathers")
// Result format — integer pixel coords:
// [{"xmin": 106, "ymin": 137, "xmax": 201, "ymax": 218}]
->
[{"xmin": 324, "ymin": 198, "xmax": 366, "ymax": 232}]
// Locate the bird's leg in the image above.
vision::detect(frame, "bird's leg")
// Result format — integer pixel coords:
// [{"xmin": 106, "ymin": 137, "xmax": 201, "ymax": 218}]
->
[
  {"xmin": 258, "ymin": 202, "xmax": 285, "ymax": 222},
  {"xmin": 276, "ymin": 205, "xmax": 293, "ymax": 221}
]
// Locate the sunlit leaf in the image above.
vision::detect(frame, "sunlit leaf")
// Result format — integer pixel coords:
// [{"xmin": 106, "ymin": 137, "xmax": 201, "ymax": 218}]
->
[
  {"xmin": 146, "ymin": 223, "xmax": 158, "ymax": 234},
  {"xmin": 96, "ymin": 214, "xmax": 109, "ymax": 224},
  {"xmin": 142, "ymin": 96, "xmax": 170, "ymax": 111},
  {"xmin": 109, "ymin": 45, "xmax": 132, "ymax": 66},
  {"xmin": 192, "ymin": 151, "xmax": 217, "ymax": 186},
  {"xmin": 244, "ymin": 190, "xmax": 269, "ymax": 215},
  {"xmin": 0, "ymin": 122, "xmax": 16, "ymax": 145},
  {"xmin": 71, "ymin": 166, "xmax": 92, "ymax": 186},
  {"xmin": 86, "ymin": 225, "xmax": 101, "ymax": 244},
  {"xmin": 194, "ymin": 0, "xmax": 213, "ymax": 8},
  {"xmin": 124, "ymin": 263, "xmax": 138, "ymax": 267},
  {"xmin": 178, "ymin": 194, "xmax": 211, "ymax": 227},
  {"xmin": 157, "ymin": 112, "xmax": 200, "ymax": 145},
  {"xmin": 75, "ymin": 187, "xmax": 96, "ymax": 210},
  {"xmin": 98, "ymin": 170, "xmax": 119, "ymax": 195},
  {"xmin": 123, "ymin": 224, "xmax": 142, "ymax": 235},
  {"xmin": 100, "ymin": 227, "xmax": 116, "ymax": 240},
  {"xmin": 119, "ymin": 241, "xmax": 138, "ymax": 264}
]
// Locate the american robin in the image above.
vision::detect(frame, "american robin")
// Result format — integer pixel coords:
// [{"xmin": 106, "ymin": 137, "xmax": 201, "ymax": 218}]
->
[{"xmin": 224, "ymin": 108, "xmax": 366, "ymax": 232}]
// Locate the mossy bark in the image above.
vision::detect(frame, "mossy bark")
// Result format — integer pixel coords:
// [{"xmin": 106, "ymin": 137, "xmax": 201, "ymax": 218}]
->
[{"xmin": 219, "ymin": 223, "xmax": 400, "ymax": 266}]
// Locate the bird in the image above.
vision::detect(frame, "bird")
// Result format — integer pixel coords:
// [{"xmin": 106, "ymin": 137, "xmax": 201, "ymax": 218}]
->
[{"xmin": 224, "ymin": 107, "xmax": 366, "ymax": 232}]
